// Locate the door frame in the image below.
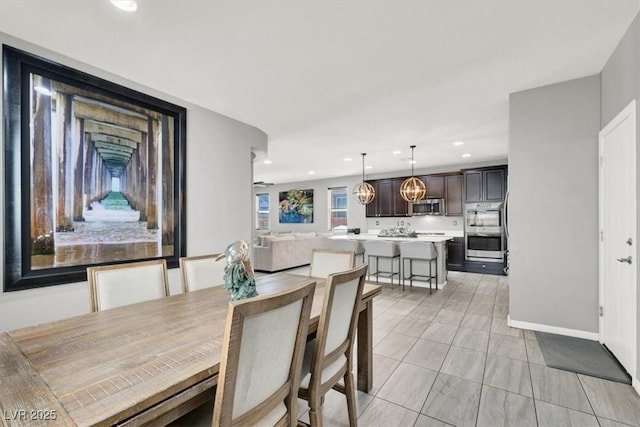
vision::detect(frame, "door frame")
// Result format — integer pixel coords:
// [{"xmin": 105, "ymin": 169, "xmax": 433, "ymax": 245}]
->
[{"xmin": 598, "ymin": 99, "xmax": 637, "ymax": 383}]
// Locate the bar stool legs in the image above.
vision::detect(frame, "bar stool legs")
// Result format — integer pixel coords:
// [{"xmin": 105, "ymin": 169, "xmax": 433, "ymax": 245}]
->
[
  {"xmin": 367, "ymin": 254, "xmax": 400, "ymax": 288},
  {"xmin": 401, "ymin": 257, "xmax": 437, "ymax": 293},
  {"xmin": 399, "ymin": 241, "xmax": 439, "ymax": 294},
  {"xmin": 364, "ymin": 241, "xmax": 401, "ymax": 289}
]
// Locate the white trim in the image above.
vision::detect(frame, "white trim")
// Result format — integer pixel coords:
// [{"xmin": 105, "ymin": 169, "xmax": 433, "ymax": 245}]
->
[
  {"xmin": 598, "ymin": 99, "xmax": 637, "ymax": 381},
  {"xmin": 508, "ymin": 315, "xmax": 599, "ymax": 341},
  {"xmin": 634, "ymin": 377, "xmax": 640, "ymax": 395}
]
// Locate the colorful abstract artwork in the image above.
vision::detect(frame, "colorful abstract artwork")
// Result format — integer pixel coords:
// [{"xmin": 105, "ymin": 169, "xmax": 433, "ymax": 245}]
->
[{"xmin": 279, "ymin": 189, "xmax": 314, "ymax": 223}]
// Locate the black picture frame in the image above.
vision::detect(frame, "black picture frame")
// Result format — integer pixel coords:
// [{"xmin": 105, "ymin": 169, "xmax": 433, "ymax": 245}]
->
[{"xmin": 3, "ymin": 45, "xmax": 187, "ymax": 291}]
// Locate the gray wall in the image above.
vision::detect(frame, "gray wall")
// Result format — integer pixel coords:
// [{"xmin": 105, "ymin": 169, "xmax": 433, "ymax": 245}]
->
[
  {"xmin": 255, "ymin": 175, "xmax": 368, "ymax": 234},
  {"xmin": 600, "ymin": 12, "xmax": 640, "ymax": 382},
  {"xmin": 509, "ymin": 75, "xmax": 601, "ymax": 334},
  {"xmin": 255, "ymin": 159, "xmax": 505, "ymax": 235},
  {"xmin": 0, "ymin": 34, "xmax": 268, "ymax": 332}
]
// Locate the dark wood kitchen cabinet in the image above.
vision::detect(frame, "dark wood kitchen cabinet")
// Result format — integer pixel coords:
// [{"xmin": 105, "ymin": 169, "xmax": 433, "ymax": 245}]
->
[
  {"xmin": 446, "ymin": 237, "xmax": 464, "ymax": 271},
  {"xmin": 365, "ymin": 180, "xmax": 383, "ymax": 217},
  {"xmin": 365, "ymin": 178, "xmax": 409, "ymax": 217},
  {"xmin": 391, "ymin": 178, "xmax": 410, "ymax": 216},
  {"xmin": 444, "ymin": 174, "xmax": 463, "ymax": 216},
  {"xmin": 424, "ymin": 176, "xmax": 444, "ymax": 198},
  {"xmin": 464, "ymin": 171, "xmax": 483, "ymax": 202},
  {"xmin": 464, "ymin": 166, "xmax": 507, "ymax": 203}
]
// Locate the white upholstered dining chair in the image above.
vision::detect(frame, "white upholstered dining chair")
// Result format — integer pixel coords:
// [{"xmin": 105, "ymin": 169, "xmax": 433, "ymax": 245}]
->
[
  {"xmin": 309, "ymin": 249, "xmax": 355, "ymax": 279},
  {"xmin": 212, "ymin": 280, "xmax": 316, "ymax": 426},
  {"xmin": 298, "ymin": 264, "xmax": 368, "ymax": 427},
  {"xmin": 179, "ymin": 254, "xmax": 225, "ymax": 292},
  {"xmin": 87, "ymin": 259, "xmax": 170, "ymax": 312}
]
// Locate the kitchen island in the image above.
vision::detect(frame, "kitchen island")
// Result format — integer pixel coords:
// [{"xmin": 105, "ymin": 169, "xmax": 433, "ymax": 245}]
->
[{"xmin": 330, "ymin": 233, "xmax": 454, "ymax": 288}]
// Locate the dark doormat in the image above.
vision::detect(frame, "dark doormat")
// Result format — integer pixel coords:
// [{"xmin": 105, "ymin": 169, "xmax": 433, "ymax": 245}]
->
[{"xmin": 535, "ymin": 331, "xmax": 631, "ymax": 384}]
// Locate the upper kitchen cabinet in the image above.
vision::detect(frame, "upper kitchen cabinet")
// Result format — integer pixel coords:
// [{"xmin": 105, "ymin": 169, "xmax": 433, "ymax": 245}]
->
[
  {"xmin": 424, "ymin": 176, "xmax": 444, "ymax": 198},
  {"xmin": 463, "ymin": 166, "xmax": 507, "ymax": 202},
  {"xmin": 391, "ymin": 178, "xmax": 410, "ymax": 216},
  {"xmin": 365, "ymin": 178, "xmax": 409, "ymax": 217},
  {"xmin": 444, "ymin": 174, "xmax": 463, "ymax": 216}
]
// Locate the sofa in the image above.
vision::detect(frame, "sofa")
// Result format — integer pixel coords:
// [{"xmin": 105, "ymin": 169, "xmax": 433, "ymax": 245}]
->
[{"xmin": 252, "ymin": 232, "xmax": 331, "ymax": 272}]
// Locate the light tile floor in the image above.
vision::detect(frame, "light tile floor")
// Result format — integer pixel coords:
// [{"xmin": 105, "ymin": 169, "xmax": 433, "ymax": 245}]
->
[
  {"xmin": 297, "ymin": 269, "xmax": 640, "ymax": 427},
  {"xmin": 173, "ymin": 269, "xmax": 640, "ymax": 427}
]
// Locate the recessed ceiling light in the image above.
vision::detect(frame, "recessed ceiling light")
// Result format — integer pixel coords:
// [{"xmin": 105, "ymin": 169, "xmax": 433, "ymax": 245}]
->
[
  {"xmin": 392, "ymin": 150, "xmax": 402, "ymax": 155},
  {"xmin": 308, "ymin": 171, "xmax": 316, "ymax": 175},
  {"xmin": 462, "ymin": 153, "xmax": 472, "ymax": 158},
  {"xmin": 263, "ymin": 159, "xmax": 272, "ymax": 164},
  {"xmin": 365, "ymin": 165, "xmax": 372, "ymax": 170},
  {"xmin": 111, "ymin": 0, "xmax": 138, "ymax": 12},
  {"xmin": 344, "ymin": 157, "xmax": 352, "ymax": 162},
  {"xmin": 409, "ymin": 160, "xmax": 417, "ymax": 164},
  {"xmin": 453, "ymin": 141, "xmax": 464, "ymax": 146}
]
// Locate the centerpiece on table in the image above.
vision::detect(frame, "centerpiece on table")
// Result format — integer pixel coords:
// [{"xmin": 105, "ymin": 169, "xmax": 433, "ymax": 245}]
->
[
  {"xmin": 378, "ymin": 226, "xmax": 417, "ymax": 238},
  {"xmin": 216, "ymin": 241, "xmax": 258, "ymax": 301}
]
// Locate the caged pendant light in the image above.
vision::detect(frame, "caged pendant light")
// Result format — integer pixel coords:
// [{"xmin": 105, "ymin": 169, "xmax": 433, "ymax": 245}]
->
[
  {"xmin": 352, "ymin": 153, "xmax": 375, "ymax": 205},
  {"xmin": 399, "ymin": 145, "xmax": 427, "ymax": 202}
]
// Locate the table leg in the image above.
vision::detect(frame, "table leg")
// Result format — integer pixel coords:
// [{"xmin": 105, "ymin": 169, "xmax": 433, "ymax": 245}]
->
[{"xmin": 357, "ymin": 299, "xmax": 373, "ymax": 392}]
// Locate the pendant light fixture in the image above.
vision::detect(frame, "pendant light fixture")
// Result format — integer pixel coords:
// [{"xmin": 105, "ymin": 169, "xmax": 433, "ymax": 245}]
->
[
  {"xmin": 400, "ymin": 145, "xmax": 427, "ymax": 202},
  {"xmin": 352, "ymin": 153, "xmax": 375, "ymax": 205}
]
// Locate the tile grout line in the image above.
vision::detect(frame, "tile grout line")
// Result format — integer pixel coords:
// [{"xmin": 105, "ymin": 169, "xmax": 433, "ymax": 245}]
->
[
  {"xmin": 473, "ymin": 274, "xmax": 494, "ymax": 427},
  {"xmin": 524, "ymin": 313, "xmax": 541, "ymax": 427},
  {"xmin": 576, "ymin": 373, "xmax": 604, "ymax": 426}
]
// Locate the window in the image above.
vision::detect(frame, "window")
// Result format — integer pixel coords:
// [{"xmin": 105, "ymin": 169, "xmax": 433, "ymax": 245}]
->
[
  {"xmin": 256, "ymin": 193, "xmax": 269, "ymax": 230},
  {"xmin": 328, "ymin": 187, "xmax": 348, "ymax": 230}
]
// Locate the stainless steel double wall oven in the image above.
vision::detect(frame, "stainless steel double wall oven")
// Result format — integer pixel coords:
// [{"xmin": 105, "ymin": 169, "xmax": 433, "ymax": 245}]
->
[{"xmin": 465, "ymin": 202, "xmax": 506, "ymax": 263}]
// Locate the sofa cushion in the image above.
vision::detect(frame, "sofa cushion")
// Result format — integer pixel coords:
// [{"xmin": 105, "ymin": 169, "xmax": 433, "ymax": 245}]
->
[
  {"xmin": 294, "ymin": 232, "xmax": 317, "ymax": 239},
  {"xmin": 263, "ymin": 235, "xmax": 296, "ymax": 246}
]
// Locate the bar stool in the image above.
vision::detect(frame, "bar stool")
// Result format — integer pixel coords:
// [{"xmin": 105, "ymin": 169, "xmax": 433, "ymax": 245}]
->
[
  {"xmin": 365, "ymin": 240, "xmax": 400, "ymax": 287},
  {"xmin": 329, "ymin": 239, "xmax": 365, "ymax": 265},
  {"xmin": 400, "ymin": 241, "xmax": 438, "ymax": 294}
]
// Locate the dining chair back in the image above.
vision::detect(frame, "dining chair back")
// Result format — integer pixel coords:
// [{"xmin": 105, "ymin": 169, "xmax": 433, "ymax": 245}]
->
[
  {"xmin": 179, "ymin": 254, "xmax": 225, "ymax": 292},
  {"xmin": 87, "ymin": 259, "xmax": 170, "ymax": 312},
  {"xmin": 213, "ymin": 280, "xmax": 316, "ymax": 426},
  {"xmin": 309, "ymin": 249, "xmax": 355, "ymax": 279},
  {"xmin": 329, "ymin": 239, "xmax": 365, "ymax": 265},
  {"xmin": 298, "ymin": 263, "xmax": 368, "ymax": 427}
]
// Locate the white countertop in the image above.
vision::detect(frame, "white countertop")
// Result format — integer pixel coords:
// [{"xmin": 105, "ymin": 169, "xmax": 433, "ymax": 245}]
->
[
  {"xmin": 415, "ymin": 229, "xmax": 464, "ymax": 238},
  {"xmin": 367, "ymin": 229, "xmax": 463, "ymax": 238},
  {"xmin": 331, "ymin": 234, "xmax": 453, "ymax": 243}
]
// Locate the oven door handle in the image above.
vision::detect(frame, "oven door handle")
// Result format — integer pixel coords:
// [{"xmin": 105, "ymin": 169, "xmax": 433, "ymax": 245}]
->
[{"xmin": 466, "ymin": 233, "xmax": 502, "ymax": 237}]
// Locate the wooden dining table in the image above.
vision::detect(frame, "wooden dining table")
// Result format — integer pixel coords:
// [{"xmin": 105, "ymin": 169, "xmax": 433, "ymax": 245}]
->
[{"xmin": 0, "ymin": 273, "xmax": 381, "ymax": 426}]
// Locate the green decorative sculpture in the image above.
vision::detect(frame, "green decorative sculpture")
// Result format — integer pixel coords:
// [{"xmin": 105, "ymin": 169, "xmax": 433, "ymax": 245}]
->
[{"xmin": 216, "ymin": 241, "xmax": 258, "ymax": 301}]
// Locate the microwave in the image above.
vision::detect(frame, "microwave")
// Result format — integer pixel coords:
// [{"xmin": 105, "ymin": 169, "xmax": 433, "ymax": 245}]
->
[{"xmin": 410, "ymin": 198, "xmax": 445, "ymax": 216}]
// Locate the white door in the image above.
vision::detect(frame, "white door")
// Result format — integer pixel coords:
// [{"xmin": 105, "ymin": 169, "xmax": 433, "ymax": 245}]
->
[{"xmin": 599, "ymin": 100, "xmax": 637, "ymax": 379}]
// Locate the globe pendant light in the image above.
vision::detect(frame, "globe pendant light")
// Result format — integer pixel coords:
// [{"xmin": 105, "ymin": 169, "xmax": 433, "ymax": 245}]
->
[
  {"xmin": 400, "ymin": 145, "xmax": 426, "ymax": 202},
  {"xmin": 352, "ymin": 153, "xmax": 375, "ymax": 205}
]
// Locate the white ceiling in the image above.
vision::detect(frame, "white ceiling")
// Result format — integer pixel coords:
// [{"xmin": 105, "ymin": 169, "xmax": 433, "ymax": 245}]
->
[{"xmin": 1, "ymin": 1, "xmax": 639, "ymax": 184}]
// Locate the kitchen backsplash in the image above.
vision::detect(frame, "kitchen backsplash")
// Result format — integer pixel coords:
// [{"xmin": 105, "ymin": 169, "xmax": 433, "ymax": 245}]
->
[{"xmin": 366, "ymin": 215, "xmax": 464, "ymax": 232}]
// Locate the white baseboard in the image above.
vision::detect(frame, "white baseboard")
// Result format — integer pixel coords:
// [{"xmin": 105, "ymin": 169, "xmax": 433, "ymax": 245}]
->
[
  {"xmin": 507, "ymin": 315, "xmax": 599, "ymax": 341},
  {"xmin": 634, "ymin": 377, "xmax": 640, "ymax": 395}
]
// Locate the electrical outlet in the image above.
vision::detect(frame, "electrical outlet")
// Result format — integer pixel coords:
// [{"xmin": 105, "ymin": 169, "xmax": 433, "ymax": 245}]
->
[
  {"xmin": 376, "ymin": 220, "xmax": 379, "ymax": 226},
  {"xmin": 453, "ymin": 220, "xmax": 457, "ymax": 226}
]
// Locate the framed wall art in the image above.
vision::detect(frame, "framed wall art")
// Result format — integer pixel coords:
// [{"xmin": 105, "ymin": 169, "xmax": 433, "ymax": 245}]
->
[
  {"xmin": 3, "ymin": 45, "xmax": 187, "ymax": 291},
  {"xmin": 279, "ymin": 189, "xmax": 314, "ymax": 224}
]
